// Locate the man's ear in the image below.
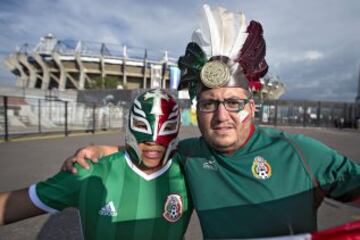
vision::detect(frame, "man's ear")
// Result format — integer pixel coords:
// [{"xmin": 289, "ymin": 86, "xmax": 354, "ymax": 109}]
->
[{"xmin": 249, "ymin": 99, "xmax": 256, "ymax": 117}]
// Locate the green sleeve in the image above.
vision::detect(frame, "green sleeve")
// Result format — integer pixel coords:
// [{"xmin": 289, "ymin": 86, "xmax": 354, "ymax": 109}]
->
[
  {"xmin": 291, "ymin": 134, "xmax": 360, "ymax": 202},
  {"xmin": 31, "ymin": 163, "xmax": 94, "ymax": 212}
]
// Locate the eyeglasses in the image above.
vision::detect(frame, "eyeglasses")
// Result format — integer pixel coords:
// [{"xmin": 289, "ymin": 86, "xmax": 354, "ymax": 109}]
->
[{"xmin": 198, "ymin": 99, "xmax": 250, "ymax": 113}]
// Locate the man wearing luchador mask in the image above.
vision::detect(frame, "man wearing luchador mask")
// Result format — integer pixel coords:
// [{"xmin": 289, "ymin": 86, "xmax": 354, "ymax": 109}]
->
[{"xmin": 0, "ymin": 89, "xmax": 192, "ymax": 240}]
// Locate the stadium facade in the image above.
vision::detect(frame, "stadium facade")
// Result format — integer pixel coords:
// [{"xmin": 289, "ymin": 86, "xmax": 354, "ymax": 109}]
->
[{"xmin": 3, "ymin": 34, "xmax": 285, "ymax": 100}]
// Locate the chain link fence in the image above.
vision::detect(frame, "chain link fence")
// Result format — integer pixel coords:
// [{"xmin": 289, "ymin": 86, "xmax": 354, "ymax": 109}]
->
[{"xmin": 1, "ymin": 95, "xmax": 359, "ymax": 141}]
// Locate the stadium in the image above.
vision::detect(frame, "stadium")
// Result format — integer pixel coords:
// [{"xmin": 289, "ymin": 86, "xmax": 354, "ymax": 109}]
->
[
  {"xmin": 1, "ymin": 35, "xmax": 359, "ymax": 141},
  {"xmin": 3, "ymin": 34, "xmax": 285, "ymax": 100}
]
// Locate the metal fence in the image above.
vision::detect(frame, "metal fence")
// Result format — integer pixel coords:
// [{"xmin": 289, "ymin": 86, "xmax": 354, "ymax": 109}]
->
[
  {"xmin": 0, "ymin": 96, "xmax": 127, "ymax": 141},
  {"xmin": 1, "ymin": 96, "xmax": 359, "ymax": 141},
  {"xmin": 257, "ymin": 99, "xmax": 360, "ymax": 129}
]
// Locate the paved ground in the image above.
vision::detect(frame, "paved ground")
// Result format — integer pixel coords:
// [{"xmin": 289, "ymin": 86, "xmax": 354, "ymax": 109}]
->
[{"xmin": 0, "ymin": 126, "xmax": 360, "ymax": 239}]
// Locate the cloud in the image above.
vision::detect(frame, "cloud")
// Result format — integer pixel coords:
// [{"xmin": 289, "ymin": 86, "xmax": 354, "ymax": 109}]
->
[
  {"xmin": 305, "ymin": 51, "xmax": 323, "ymax": 61},
  {"xmin": 0, "ymin": 0, "xmax": 359, "ymax": 102}
]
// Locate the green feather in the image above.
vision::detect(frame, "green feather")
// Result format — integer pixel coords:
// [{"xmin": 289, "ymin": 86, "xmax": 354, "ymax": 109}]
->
[{"xmin": 177, "ymin": 42, "xmax": 207, "ymax": 100}]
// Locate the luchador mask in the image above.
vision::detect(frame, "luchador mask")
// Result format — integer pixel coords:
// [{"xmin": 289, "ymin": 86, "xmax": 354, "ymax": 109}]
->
[{"xmin": 126, "ymin": 89, "xmax": 180, "ymax": 168}]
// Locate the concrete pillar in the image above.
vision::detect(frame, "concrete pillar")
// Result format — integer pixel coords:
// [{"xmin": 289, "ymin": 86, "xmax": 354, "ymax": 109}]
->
[
  {"xmin": 52, "ymin": 52, "xmax": 79, "ymax": 90},
  {"xmin": 122, "ymin": 45, "xmax": 127, "ymax": 88},
  {"xmin": 74, "ymin": 41, "xmax": 88, "ymax": 90},
  {"xmin": 52, "ymin": 51, "xmax": 66, "ymax": 90},
  {"xmin": 50, "ymin": 73, "xmax": 60, "ymax": 84},
  {"xmin": 162, "ymin": 51, "xmax": 169, "ymax": 89},
  {"xmin": 4, "ymin": 54, "xmax": 28, "ymax": 87},
  {"xmin": 143, "ymin": 49, "xmax": 148, "ymax": 89},
  {"xmin": 100, "ymin": 43, "xmax": 107, "ymax": 89},
  {"xmin": 100, "ymin": 56, "xmax": 106, "ymax": 89},
  {"xmin": 75, "ymin": 52, "xmax": 87, "ymax": 90},
  {"xmin": 17, "ymin": 53, "xmax": 38, "ymax": 88},
  {"xmin": 32, "ymin": 52, "xmax": 50, "ymax": 90}
]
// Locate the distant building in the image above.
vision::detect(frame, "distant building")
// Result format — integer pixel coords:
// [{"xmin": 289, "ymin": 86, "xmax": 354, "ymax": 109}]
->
[
  {"xmin": 3, "ymin": 34, "xmax": 285, "ymax": 100},
  {"xmin": 3, "ymin": 34, "xmax": 176, "ymax": 91}
]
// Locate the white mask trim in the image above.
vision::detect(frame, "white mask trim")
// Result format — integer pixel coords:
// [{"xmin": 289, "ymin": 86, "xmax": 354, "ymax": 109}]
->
[{"xmin": 125, "ymin": 151, "xmax": 172, "ymax": 181}]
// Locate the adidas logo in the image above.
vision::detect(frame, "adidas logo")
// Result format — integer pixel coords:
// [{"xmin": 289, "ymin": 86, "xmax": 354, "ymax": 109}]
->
[
  {"xmin": 202, "ymin": 160, "xmax": 218, "ymax": 171},
  {"xmin": 98, "ymin": 201, "xmax": 118, "ymax": 217}
]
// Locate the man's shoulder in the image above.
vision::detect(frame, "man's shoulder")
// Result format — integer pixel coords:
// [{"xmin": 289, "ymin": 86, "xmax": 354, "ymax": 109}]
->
[
  {"xmin": 257, "ymin": 126, "xmax": 286, "ymax": 137},
  {"xmin": 258, "ymin": 126, "xmax": 307, "ymax": 141},
  {"xmin": 97, "ymin": 150, "xmax": 125, "ymax": 167},
  {"xmin": 76, "ymin": 151, "xmax": 126, "ymax": 175},
  {"xmin": 179, "ymin": 137, "xmax": 201, "ymax": 146},
  {"xmin": 177, "ymin": 137, "xmax": 207, "ymax": 160},
  {"xmin": 178, "ymin": 137, "xmax": 204, "ymax": 153},
  {"xmin": 258, "ymin": 126, "xmax": 331, "ymax": 152}
]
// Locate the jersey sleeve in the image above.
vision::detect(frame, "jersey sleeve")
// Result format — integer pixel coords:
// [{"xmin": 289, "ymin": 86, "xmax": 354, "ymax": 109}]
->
[
  {"xmin": 29, "ymin": 163, "xmax": 94, "ymax": 213},
  {"xmin": 290, "ymin": 134, "xmax": 360, "ymax": 202}
]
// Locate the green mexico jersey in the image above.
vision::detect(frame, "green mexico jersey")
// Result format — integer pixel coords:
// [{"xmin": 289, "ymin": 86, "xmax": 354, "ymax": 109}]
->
[
  {"xmin": 177, "ymin": 126, "xmax": 360, "ymax": 239},
  {"xmin": 29, "ymin": 151, "xmax": 192, "ymax": 240}
]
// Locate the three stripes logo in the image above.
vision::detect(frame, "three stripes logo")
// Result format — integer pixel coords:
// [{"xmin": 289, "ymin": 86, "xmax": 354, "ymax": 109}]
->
[{"xmin": 98, "ymin": 201, "xmax": 118, "ymax": 217}]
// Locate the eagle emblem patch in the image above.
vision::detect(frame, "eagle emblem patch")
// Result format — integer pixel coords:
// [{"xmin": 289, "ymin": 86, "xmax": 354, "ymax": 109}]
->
[
  {"xmin": 163, "ymin": 194, "xmax": 183, "ymax": 222},
  {"xmin": 252, "ymin": 156, "xmax": 272, "ymax": 180}
]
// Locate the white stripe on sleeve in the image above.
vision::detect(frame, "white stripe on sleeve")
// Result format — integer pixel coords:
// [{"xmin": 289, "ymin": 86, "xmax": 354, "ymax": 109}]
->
[{"xmin": 28, "ymin": 184, "xmax": 59, "ymax": 214}]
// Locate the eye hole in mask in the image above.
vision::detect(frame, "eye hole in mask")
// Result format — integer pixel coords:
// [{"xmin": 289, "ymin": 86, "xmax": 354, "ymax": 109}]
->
[
  {"xmin": 158, "ymin": 119, "xmax": 179, "ymax": 136},
  {"xmin": 131, "ymin": 114, "xmax": 152, "ymax": 134}
]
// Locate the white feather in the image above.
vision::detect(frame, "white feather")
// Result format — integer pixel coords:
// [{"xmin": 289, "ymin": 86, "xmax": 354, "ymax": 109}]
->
[
  {"xmin": 203, "ymin": 4, "xmax": 220, "ymax": 56},
  {"xmin": 192, "ymin": 5, "xmax": 249, "ymax": 61},
  {"xmin": 229, "ymin": 12, "xmax": 248, "ymax": 59},
  {"xmin": 219, "ymin": 8, "xmax": 235, "ymax": 56},
  {"xmin": 191, "ymin": 28, "xmax": 211, "ymax": 57}
]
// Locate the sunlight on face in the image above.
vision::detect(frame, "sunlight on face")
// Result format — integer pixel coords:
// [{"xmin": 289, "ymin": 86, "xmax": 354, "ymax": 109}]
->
[{"xmin": 197, "ymin": 87, "xmax": 255, "ymax": 154}]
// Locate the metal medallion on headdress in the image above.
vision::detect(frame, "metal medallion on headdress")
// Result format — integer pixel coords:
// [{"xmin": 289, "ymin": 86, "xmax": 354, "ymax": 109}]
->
[
  {"xmin": 177, "ymin": 4, "xmax": 268, "ymax": 96},
  {"xmin": 200, "ymin": 60, "xmax": 230, "ymax": 88}
]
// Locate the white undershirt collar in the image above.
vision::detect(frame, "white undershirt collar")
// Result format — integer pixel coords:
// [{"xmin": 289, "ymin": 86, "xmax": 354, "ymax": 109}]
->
[{"xmin": 124, "ymin": 151, "xmax": 172, "ymax": 181}]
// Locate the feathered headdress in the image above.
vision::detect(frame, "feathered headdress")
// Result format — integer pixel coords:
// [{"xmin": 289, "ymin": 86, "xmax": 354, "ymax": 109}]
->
[{"xmin": 178, "ymin": 4, "xmax": 268, "ymax": 99}]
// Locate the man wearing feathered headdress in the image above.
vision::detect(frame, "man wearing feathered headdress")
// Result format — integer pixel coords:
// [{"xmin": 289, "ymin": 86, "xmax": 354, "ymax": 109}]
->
[{"xmin": 59, "ymin": 4, "xmax": 360, "ymax": 239}]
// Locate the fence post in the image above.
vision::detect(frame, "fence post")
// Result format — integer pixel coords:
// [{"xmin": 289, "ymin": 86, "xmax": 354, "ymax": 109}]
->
[
  {"xmin": 274, "ymin": 100, "xmax": 278, "ymax": 126},
  {"xmin": 342, "ymin": 103, "xmax": 347, "ymax": 128},
  {"xmin": 108, "ymin": 107, "xmax": 111, "ymax": 129},
  {"xmin": 259, "ymin": 101, "xmax": 264, "ymax": 125},
  {"xmin": 303, "ymin": 101, "xmax": 307, "ymax": 127},
  {"xmin": 92, "ymin": 103, "xmax": 96, "ymax": 133},
  {"xmin": 65, "ymin": 101, "xmax": 68, "ymax": 136},
  {"xmin": 4, "ymin": 96, "xmax": 9, "ymax": 141},
  {"xmin": 38, "ymin": 99, "xmax": 42, "ymax": 133},
  {"xmin": 316, "ymin": 101, "xmax": 321, "ymax": 127}
]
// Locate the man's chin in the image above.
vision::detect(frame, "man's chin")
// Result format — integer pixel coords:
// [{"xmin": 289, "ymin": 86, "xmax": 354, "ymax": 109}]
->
[{"xmin": 207, "ymin": 138, "xmax": 235, "ymax": 151}]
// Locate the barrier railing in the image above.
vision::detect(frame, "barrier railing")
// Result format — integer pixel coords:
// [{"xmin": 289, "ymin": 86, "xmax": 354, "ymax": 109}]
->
[{"xmin": 1, "ymin": 96, "xmax": 359, "ymax": 141}]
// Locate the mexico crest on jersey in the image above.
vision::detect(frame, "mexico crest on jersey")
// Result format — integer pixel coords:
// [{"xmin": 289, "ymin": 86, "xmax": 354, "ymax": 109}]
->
[
  {"xmin": 251, "ymin": 156, "xmax": 272, "ymax": 180},
  {"xmin": 163, "ymin": 194, "xmax": 183, "ymax": 223}
]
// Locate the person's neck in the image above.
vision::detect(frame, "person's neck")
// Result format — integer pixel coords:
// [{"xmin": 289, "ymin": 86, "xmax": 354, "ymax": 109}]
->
[{"xmin": 140, "ymin": 165, "xmax": 163, "ymax": 175}]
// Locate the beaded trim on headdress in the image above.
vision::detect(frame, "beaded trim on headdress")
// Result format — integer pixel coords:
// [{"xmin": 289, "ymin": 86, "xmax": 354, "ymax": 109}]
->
[{"xmin": 178, "ymin": 4, "xmax": 268, "ymax": 99}]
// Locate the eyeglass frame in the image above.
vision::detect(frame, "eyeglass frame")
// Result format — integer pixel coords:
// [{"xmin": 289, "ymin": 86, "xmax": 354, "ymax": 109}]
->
[{"xmin": 197, "ymin": 98, "xmax": 251, "ymax": 113}]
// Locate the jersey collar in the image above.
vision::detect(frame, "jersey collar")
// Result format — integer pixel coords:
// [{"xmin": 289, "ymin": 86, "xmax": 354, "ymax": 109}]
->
[{"xmin": 124, "ymin": 151, "xmax": 172, "ymax": 181}]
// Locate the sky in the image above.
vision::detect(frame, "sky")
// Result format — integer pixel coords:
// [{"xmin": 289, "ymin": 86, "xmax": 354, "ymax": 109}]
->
[{"xmin": 0, "ymin": 0, "xmax": 360, "ymax": 102}]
